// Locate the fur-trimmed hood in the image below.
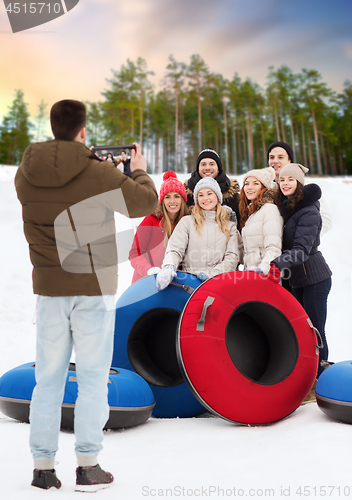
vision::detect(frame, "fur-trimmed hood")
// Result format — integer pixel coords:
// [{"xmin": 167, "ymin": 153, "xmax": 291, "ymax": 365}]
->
[
  {"xmin": 279, "ymin": 183, "xmax": 321, "ymax": 222},
  {"xmin": 248, "ymin": 188, "xmax": 276, "ymax": 213}
]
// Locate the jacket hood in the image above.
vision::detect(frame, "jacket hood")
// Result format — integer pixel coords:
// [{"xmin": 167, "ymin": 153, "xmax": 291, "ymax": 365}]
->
[
  {"xmin": 186, "ymin": 170, "xmax": 232, "ymax": 193},
  {"xmin": 250, "ymin": 188, "xmax": 276, "ymax": 213},
  {"xmin": 19, "ymin": 140, "xmax": 100, "ymax": 188}
]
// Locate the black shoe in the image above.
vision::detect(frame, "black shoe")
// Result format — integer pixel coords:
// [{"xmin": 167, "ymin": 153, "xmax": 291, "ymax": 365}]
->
[
  {"xmin": 75, "ymin": 464, "xmax": 114, "ymax": 492},
  {"xmin": 31, "ymin": 469, "xmax": 62, "ymax": 490}
]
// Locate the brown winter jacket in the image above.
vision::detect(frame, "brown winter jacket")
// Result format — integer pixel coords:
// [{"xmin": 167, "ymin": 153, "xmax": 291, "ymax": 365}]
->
[{"xmin": 15, "ymin": 140, "xmax": 158, "ymax": 296}]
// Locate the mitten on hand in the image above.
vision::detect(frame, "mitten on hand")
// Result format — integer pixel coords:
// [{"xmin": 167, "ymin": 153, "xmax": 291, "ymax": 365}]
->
[
  {"xmin": 196, "ymin": 270, "xmax": 213, "ymax": 282},
  {"xmin": 245, "ymin": 266, "xmax": 263, "ymax": 274},
  {"xmin": 156, "ymin": 265, "xmax": 177, "ymax": 290},
  {"xmin": 147, "ymin": 267, "xmax": 161, "ymax": 276},
  {"xmin": 267, "ymin": 262, "xmax": 281, "ymax": 284}
]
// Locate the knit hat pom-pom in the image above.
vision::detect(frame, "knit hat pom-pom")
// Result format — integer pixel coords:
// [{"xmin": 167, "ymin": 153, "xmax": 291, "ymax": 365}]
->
[
  {"xmin": 163, "ymin": 170, "xmax": 177, "ymax": 181},
  {"xmin": 159, "ymin": 170, "xmax": 187, "ymax": 204}
]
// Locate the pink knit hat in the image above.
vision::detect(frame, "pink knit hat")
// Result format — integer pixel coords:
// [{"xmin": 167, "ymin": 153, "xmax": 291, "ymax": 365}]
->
[{"xmin": 159, "ymin": 171, "xmax": 187, "ymax": 204}]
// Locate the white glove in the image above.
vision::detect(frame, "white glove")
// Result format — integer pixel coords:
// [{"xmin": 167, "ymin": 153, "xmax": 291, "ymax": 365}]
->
[
  {"xmin": 147, "ymin": 267, "xmax": 161, "ymax": 276},
  {"xmin": 156, "ymin": 265, "xmax": 177, "ymax": 291}
]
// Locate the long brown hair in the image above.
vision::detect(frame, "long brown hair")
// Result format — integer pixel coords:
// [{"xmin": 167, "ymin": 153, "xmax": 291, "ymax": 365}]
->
[
  {"xmin": 155, "ymin": 198, "xmax": 189, "ymax": 241},
  {"xmin": 239, "ymin": 185, "xmax": 268, "ymax": 229},
  {"xmin": 274, "ymin": 181, "xmax": 304, "ymax": 211},
  {"xmin": 191, "ymin": 203, "xmax": 231, "ymax": 242}
]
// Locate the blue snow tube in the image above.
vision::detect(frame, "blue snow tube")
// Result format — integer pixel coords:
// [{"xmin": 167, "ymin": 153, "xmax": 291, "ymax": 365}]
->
[
  {"xmin": 112, "ymin": 273, "xmax": 206, "ymax": 418},
  {"xmin": 316, "ymin": 361, "xmax": 352, "ymax": 424},
  {"xmin": 0, "ymin": 362, "xmax": 155, "ymax": 429}
]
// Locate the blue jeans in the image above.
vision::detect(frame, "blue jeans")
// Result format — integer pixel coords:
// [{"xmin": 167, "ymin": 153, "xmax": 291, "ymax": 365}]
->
[
  {"xmin": 30, "ymin": 295, "xmax": 115, "ymax": 468},
  {"xmin": 293, "ymin": 277, "xmax": 332, "ymax": 377}
]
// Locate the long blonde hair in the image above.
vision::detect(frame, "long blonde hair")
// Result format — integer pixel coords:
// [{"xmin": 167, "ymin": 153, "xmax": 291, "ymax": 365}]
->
[
  {"xmin": 191, "ymin": 203, "xmax": 231, "ymax": 242},
  {"xmin": 155, "ymin": 198, "xmax": 189, "ymax": 241}
]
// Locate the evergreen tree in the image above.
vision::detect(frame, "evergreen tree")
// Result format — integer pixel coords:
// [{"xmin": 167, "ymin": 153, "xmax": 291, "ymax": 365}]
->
[
  {"xmin": 298, "ymin": 69, "xmax": 334, "ymax": 174},
  {"xmin": 86, "ymin": 102, "xmax": 104, "ymax": 146},
  {"xmin": 164, "ymin": 55, "xmax": 187, "ymax": 171},
  {"xmin": 35, "ymin": 100, "xmax": 48, "ymax": 142},
  {"xmin": 187, "ymin": 54, "xmax": 210, "ymax": 152},
  {"xmin": 0, "ymin": 89, "xmax": 32, "ymax": 165},
  {"xmin": 335, "ymin": 80, "xmax": 352, "ymax": 173}
]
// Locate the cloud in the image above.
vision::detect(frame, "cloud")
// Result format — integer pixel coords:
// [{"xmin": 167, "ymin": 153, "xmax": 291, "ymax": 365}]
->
[
  {"xmin": 344, "ymin": 44, "xmax": 352, "ymax": 59},
  {"xmin": 0, "ymin": 0, "xmax": 352, "ymax": 118}
]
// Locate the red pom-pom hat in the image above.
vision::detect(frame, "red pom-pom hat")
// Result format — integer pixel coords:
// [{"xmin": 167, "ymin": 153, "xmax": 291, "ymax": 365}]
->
[{"xmin": 159, "ymin": 171, "xmax": 187, "ymax": 205}]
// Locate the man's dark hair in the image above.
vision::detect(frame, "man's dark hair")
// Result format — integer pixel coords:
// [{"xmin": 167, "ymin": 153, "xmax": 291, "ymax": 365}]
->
[{"xmin": 50, "ymin": 100, "xmax": 86, "ymax": 140}]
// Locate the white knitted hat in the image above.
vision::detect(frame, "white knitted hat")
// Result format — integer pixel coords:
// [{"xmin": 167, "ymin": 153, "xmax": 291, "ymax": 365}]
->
[
  {"xmin": 243, "ymin": 167, "xmax": 275, "ymax": 189},
  {"xmin": 193, "ymin": 177, "xmax": 223, "ymax": 205}
]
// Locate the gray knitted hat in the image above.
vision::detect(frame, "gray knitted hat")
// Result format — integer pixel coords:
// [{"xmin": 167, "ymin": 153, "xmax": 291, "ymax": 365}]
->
[{"xmin": 193, "ymin": 177, "xmax": 223, "ymax": 205}]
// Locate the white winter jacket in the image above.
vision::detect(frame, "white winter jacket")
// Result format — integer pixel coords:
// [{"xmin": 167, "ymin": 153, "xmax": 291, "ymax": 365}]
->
[
  {"xmin": 162, "ymin": 211, "xmax": 242, "ymax": 276},
  {"xmin": 241, "ymin": 191, "xmax": 283, "ymax": 275}
]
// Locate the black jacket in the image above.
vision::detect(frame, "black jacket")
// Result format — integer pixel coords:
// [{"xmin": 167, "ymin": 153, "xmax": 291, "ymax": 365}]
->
[
  {"xmin": 184, "ymin": 171, "xmax": 241, "ymax": 229},
  {"xmin": 273, "ymin": 184, "xmax": 332, "ymax": 288}
]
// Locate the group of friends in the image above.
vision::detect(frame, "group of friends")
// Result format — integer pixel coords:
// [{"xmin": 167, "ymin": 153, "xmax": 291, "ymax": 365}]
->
[
  {"xmin": 14, "ymin": 99, "xmax": 332, "ymax": 492},
  {"xmin": 105, "ymin": 151, "xmax": 132, "ymax": 176},
  {"xmin": 129, "ymin": 142, "xmax": 332, "ymax": 380}
]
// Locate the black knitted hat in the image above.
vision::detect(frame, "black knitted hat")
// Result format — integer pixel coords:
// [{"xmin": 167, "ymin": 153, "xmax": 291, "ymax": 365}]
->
[
  {"xmin": 196, "ymin": 149, "xmax": 223, "ymax": 174},
  {"xmin": 267, "ymin": 142, "xmax": 294, "ymax": 163}
]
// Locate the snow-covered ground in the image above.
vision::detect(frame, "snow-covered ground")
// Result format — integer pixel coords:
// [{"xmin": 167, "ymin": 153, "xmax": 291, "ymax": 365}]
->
[{"xmin": 1, "ymin": 167, "xmax": 351, "ymax": 499}]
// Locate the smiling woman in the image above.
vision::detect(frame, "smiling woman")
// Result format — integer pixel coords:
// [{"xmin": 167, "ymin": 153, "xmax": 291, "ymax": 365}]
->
[
  {"xmin": 129, "ymin": 171, "xmax": 189, "ymax": 284},
  {"xmin": 239, "ymin": 167, "xmax": 283, "ymax": 277},
  {"xmin": 273, "ymin": 163, "xmax": 332, "ymax": 378},
  {"xmin": 197, "ymin": 187, "xmax": 218, "ymax": 211}
]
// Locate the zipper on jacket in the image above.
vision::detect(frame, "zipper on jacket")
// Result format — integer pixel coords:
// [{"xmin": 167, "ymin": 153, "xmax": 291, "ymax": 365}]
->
[{"xmin": 302, "ymin": 262, "xmax": 307, "ymax": 276}]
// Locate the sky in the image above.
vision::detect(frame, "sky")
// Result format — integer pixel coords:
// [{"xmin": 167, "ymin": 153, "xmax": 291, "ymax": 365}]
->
[{"xmin": 0, "ymin": 0, "xmax": 351, "ymax": 121}]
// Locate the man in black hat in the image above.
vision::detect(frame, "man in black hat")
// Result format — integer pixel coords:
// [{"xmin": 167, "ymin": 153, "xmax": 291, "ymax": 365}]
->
[
  {"xmin": 267, "ymin": 141, "xmax": 294, "ymax": 183},
  {"xmin": 184, "ymin": 148, "xmax": 240, "ymax": 228}
]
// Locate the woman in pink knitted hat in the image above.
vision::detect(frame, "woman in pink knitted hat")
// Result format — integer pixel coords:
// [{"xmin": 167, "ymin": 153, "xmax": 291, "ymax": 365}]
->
[{"xmin": 129, "ymin": 171, "xmax": 189, "ymax": 283}]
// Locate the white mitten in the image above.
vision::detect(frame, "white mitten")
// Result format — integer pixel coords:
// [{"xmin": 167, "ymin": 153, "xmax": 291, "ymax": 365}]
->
[{"xmin": 156, "ymin": 265, "xmax": 177, "ymax": 290}]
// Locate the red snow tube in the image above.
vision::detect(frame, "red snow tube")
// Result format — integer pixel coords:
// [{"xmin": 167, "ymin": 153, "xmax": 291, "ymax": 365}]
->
[{"xmin": 177, "ymin": 271, "xmax": 319, "ymax": 425}]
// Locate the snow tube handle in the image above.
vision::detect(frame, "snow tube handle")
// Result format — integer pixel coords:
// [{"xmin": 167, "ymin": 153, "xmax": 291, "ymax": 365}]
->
[
  {"xmin": 197, "ymin": 296, "xmax": 215, "ymax": 331},
  {"xmin": 170, "ymin": 281, "xmax": 195, "ymax": 295},
  {"xmin": 306, "ymin": 317, "xmax": 324, "ymax": 350}
]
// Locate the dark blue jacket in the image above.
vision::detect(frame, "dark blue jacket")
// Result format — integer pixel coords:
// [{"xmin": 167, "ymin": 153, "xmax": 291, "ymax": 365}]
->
[{"xmin": 273, "ymin": 184, "xmax": 332, "ymax": 288}]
